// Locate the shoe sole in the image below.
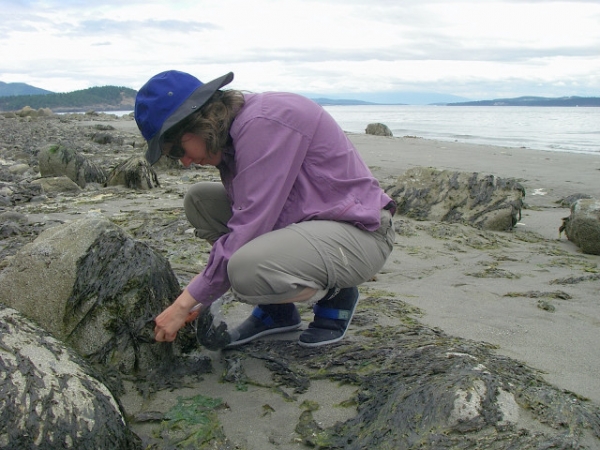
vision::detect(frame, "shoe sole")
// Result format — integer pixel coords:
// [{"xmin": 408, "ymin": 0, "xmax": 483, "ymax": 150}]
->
[
  {"xmin": 226, "ymin": 322, "xmax": 302, "ymax": 348},
  {"xmin": 297, "ymin": 298, "xmax": 359, "ymax": 348}
]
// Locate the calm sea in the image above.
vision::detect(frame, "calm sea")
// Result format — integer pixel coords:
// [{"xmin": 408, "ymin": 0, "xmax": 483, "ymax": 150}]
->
[
  {"xmin": 322, "ymin": 105, "xmax": 600, "ymax": 155},
  {"xmin": 108, "ymin": 105, "xmax": 600, "ymax": 155}
]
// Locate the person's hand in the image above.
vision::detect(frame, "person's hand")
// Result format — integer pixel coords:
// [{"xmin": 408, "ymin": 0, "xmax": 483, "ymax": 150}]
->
[
  {"xmin": 185, "ymin": 306, "xmax": 202, "ymax": 323},
  {"xmin": 154, "ymin": 290, "xmax": 202, "ymax": 342}
]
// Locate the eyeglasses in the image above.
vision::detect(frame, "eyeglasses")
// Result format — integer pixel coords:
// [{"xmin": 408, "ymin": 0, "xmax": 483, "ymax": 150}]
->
[{"xmin": 161, "ymin": 140, "xmax": 186, "ymax": 160}]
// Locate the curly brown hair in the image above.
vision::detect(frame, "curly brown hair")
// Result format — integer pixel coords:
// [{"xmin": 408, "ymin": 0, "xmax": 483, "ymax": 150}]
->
[{"xmin": 161, "ymin": 89, "xmax": 245, "ymax": 155}]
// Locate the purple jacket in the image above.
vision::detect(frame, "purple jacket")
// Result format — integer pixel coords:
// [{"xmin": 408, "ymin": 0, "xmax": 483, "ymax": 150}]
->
[{"xmin": 187, "ymin": 92, "xmax": 393, "ymax": 305}]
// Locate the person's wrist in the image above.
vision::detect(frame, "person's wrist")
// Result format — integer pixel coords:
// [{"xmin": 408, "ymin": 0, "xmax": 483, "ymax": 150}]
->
[{"xmin": 176, "ymin": 289, "xmax": 200, "ymax": 312}]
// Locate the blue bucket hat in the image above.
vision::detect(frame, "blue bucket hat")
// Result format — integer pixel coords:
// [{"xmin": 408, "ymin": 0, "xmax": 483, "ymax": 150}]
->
[{"xmin": 135, "ymin": 70, "xmax": 234, "ymax": 165}]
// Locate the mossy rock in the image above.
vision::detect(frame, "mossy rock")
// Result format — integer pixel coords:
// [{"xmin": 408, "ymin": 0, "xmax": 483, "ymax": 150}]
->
[
  {"xmin": 38, "ymin": 144, "xmax": 107, "ymax": 188},
  {"xmin": 0, "ymin": 216, "xmax": 193, "ymax": 376},
  {"xmin": 562, "ymin": 198, "xmax": 600, "ymax": 255},
  {"xmin": 105, "ymin": 155, "xmax": 160, "ymax": 190},
  {"xmin": 386, "ymin": 167, "xmax": 525, "ymax": 231}
]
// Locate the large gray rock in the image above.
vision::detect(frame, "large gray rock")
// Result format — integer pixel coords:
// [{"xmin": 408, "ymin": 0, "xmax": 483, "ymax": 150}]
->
[
  {"xmin": 0, "ymin": 305, "xmax": 140, "ymax": 449},
  {"xmin": 561, "ymin": 198, "xmax": 600, "ymax": 255},
  {"xmin": 365, "ymin": 122, "xmax": 393, "ymax": 137},
  {"xmin": 105, "ymin": 155, "xmax": 160, "ymax": 189},
  {"xmin": 38, "ymin": 144, "xmax": 107, "ymax": 188},
  {"xmin": 386, "ymin": 167, "xmax": 525, "ymax": 231},
  {"xmin": 0, "ymin": 216, "xmax": 185, "ymax": 375},
  {"xmin": 15, "ymin": 106, "xmax": 54, "ymax": 117},
  {"xmin": 31, "ymin": 175, "xmax": 82, "ymax": 194}
]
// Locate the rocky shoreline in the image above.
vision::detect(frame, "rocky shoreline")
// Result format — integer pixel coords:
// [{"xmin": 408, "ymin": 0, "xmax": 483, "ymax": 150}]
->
[{"xmin": 1, "ymin": 110, "xmax": 600, "ymax": 449}]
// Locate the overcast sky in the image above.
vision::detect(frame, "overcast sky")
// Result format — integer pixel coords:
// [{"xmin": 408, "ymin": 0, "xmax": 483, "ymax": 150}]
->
[{"xmin": 2, "ymin": 0, "xmax": 599, "ymax": 101}]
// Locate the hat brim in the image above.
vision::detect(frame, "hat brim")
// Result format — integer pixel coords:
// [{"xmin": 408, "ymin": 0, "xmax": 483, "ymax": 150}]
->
[{"xmin": 145, "ymin": 72, "xmax": 234, "ymax": 165}]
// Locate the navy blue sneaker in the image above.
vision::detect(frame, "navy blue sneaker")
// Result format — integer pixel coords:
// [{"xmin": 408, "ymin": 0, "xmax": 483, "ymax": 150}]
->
[
  {"xmin": 227, "ymin": 303, "xmax": 302, "ymax": 347},
  {"xmin": 298, "ymin": 287, "xmax": 359, "ymax": 347}
]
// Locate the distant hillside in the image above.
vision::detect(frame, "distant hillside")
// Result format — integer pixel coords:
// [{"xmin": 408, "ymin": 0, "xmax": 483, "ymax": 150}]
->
[
  {"xmin": 447, "ymin": 96, "xmax": 600, "ymax": 107},
  {"xmin": 311, "ymin": 98, "xmax": 382, "ymax": 106},
  {"xmin": 0, "ymin": 81, "xmax": 53, "ymax": 97},
  {"xmin": 0, "ymin": 85, "xmax": 137, "ymax": 112},
  {"xmin": 302, "ymin": 91, "xmax": 470, "ymax": 105}
]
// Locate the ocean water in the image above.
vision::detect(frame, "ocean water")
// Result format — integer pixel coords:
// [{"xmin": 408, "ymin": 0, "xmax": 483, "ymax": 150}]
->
[
  {"xmin": 322, "ymin": 105, "xmax": 600, "ymax": 155},
  {"xmin": 105, "ymin": 105, "xmax": 600, "ymax": 155}
]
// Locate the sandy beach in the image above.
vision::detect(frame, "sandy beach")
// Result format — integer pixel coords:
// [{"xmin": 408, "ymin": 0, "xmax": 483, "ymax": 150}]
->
[
  {"xmin": 2, "ymin": 115, "xmax": 600, "ymax": 448},
  {"xmin": 102, "ymin": 122, "xmax": 600, "ymax": 446},
  {"xmin": 118, "ymin": 131, "xmax": 600, "ymax": 448},
  {"xmin": 351, "ymin": 133, "xmax": 600, "ymax": 402}
]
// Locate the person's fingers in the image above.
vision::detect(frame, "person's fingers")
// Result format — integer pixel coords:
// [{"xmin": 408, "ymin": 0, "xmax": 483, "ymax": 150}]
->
[
  {"xmin": 185, "ymin": 309, "xmax": 201, "ymax": 323},
  {"xmin": 154, "ymin": 324, "xmax": 177, "ymax": 342}
]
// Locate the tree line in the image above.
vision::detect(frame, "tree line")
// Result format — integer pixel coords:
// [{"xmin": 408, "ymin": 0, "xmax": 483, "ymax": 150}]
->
[{"xmin": 0, "ymin": 86, "xmax": 137, "ymax": 112}]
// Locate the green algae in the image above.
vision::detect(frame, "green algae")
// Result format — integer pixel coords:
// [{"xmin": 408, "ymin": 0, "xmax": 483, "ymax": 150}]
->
[
  {"xmin": 550, "ymin": 273, "xmax": 600, "ymax": 285},
  {"xmin": 153, "ymin": 394, "xmax": 229, "ymax": 449},
  {"xmin": 537, "ymin": 300, "xmax": 556, "ymax": 312},
  {"xmin": 221, "ymin": 295, "xmax": 600, "ymax": 449},
  {"xmin": 467, "ymin": 263, "xmax": 521, "ymax": 279},
  {"xmin": 504, "ymin": 290, "xmax": 572, "ymax": 300}
]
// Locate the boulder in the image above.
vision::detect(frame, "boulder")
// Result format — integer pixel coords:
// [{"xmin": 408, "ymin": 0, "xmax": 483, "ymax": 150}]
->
[
  {"xmin": 0, "ymin": 305, "xmax": 140, "ymax": 449},
  {"xmin": 0, "ymin": 211, "xmax": 29, "ymax": 238},
  {"xmin": 386, "ymin": 167, "xmax": 525, "ymax": 231},
  {"xmin": 31, "ymin": 175, "xmax": 82, "ymax": 194},
  {"xmin": 13, "ymin": 106, "xmax": 54, "ymax": 117},
  {"xmin": 105, "ymin": 155, "xmax": 160, "ymax": 190},
  {"xmin": 0, "ymin": 216, "xmax": 188, "ymax": 375},
  {"xmin": 7, "ymin": 163, "xmax": 30, "ymax": 175},
  {"xmin": 365, "ymin": 122, "xmax": 393, "ymax": 137},
  {"xmin": 557, "ymin": 193, "xmax": 593, "ymax": 208},
  {"xmin": 38, "ymin": 144, "xmax": 107, "ymax": 188},
  {"xmin": 561, "ymin": 198, "xmax": 600, "ymax": 255},
  {"xmin": 0, "ymin": 180, "xmax": 44, "ymax": 205},
  {"xmin": 92, "ymin": 132, "xmax": 124, "ymax": 145}
]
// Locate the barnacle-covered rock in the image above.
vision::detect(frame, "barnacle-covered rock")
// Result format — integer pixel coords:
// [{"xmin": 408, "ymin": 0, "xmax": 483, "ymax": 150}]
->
[{"xmin": 0, "ymin": 305, "xmax": 140, "ymax": 449}]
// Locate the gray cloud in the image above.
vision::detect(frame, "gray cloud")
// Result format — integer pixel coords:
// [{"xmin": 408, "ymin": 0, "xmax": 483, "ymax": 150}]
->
[{"xmin": 2, "ymin": 0, "xmax": 599, "ymax": 98}]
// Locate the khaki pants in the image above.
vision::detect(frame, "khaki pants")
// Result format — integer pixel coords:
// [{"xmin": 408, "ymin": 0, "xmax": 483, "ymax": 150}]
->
[{"xmin": 184, "ymin": 182, "xmax": 395, "ymax": 305}]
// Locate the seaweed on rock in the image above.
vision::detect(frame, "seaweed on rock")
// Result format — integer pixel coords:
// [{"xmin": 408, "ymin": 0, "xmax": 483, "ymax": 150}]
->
[
  {"xmin": 0, "ymin": 305, "xmax": 141, "ymax": 450},
  {"xmin": 226, "ymin": 296, "xmax": 600, "ymax": 449},
  {"xmin": 63, "ymin": 228, "xmax": 198, "ymax": 375}
]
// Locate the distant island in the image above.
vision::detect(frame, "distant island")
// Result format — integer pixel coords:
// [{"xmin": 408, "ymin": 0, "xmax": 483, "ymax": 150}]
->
[
  {"xmin": 1, "ymin": 81, "xmax": 599, "ymax": 111},
  {"xmin": 310, "ymin": 98, "xmax": 387, "ymax": 106},
  {"xmin": 0, "ymin": 84, "xmax": 136, "ymax": 113},
  {"xmin": 447, "ymin": 96, "xmax": 600, "ymax": 107},
  {"xmin": 0, "ymin": 81, "xmax": 53, "ymax": 97}
]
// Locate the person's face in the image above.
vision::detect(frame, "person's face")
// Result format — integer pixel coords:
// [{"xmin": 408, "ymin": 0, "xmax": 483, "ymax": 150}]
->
[{"xmin": 162, "ymin": 133, "xmax": 222, "ymax": 168}]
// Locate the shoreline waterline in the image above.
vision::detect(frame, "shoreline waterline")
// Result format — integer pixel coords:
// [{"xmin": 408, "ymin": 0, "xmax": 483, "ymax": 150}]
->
[
  {"xmin": 65, "ymin": 104, "xmax": 600, "ymax": 156},
  {"xmin": 324, "ymin": 105, "xmax": 600, "ymax": 156}
]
